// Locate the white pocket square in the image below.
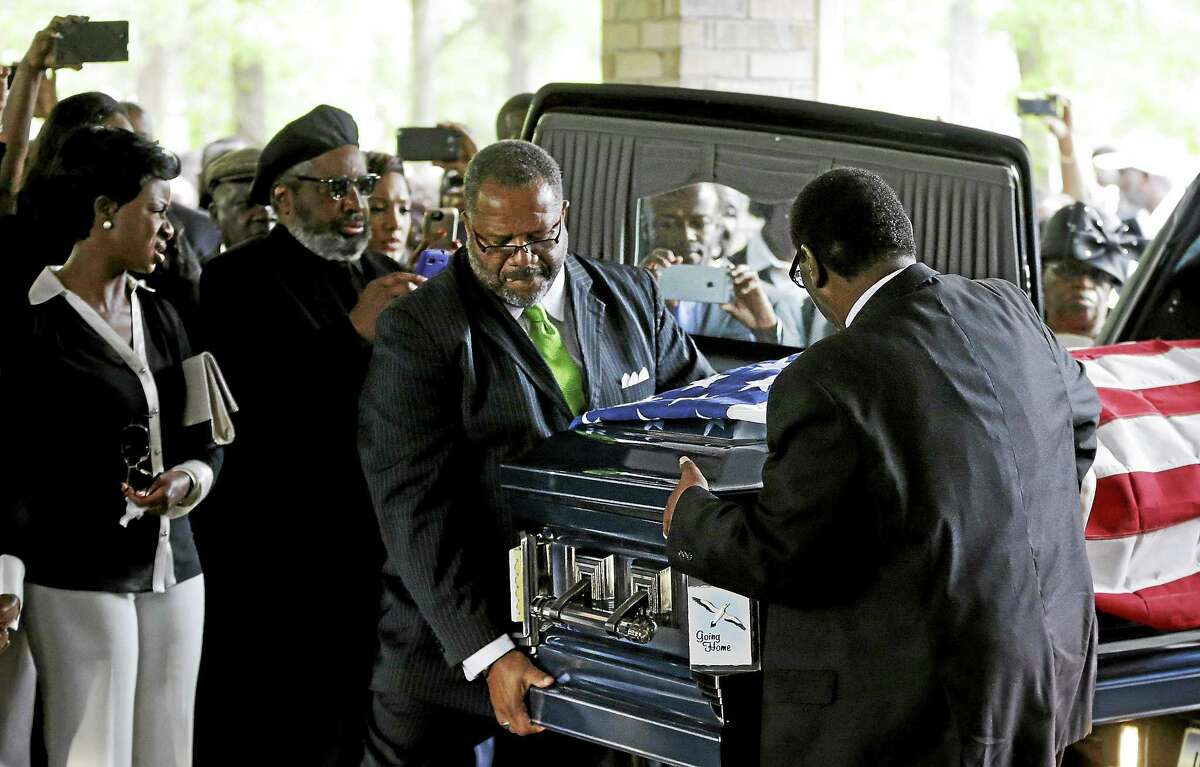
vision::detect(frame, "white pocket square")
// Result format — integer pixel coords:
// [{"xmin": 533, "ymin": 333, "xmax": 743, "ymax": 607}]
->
[{"xmin": 621, "ymin": 367, "xmax": 650, "ymax": 389}]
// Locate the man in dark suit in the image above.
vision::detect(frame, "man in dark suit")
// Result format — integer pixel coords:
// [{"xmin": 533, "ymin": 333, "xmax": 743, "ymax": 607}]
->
[
  {"xmin": 664, "ymin": 168, "xmax": 1100, "ymax": 766},
  {"xmin": 358, "ymin": 140, "xmax": 712, "ymax": 766},
  {"xmin": 196, "ymin": 105, "xmax": 422, "ymax": 766}
]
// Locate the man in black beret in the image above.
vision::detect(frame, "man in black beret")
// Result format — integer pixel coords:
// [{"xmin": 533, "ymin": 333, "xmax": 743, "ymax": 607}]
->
[{"xmin": 196, "ymin": 105, "xmax": 423, "ymax": 766}]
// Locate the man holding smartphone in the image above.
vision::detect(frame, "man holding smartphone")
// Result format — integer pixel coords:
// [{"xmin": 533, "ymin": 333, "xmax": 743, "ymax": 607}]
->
[
  {"xmin": 358, "ymin": 139, "xmax": 712, "ymax": 765},
  {"xmin": 640, "ymin": 182, "xmax": 806, "ymax": 346}
]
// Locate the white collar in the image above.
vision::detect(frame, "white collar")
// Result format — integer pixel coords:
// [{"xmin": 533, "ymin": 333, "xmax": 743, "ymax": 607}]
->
[
  {"xmin": 506, "ymin": 265, "xmax": 568, "ymax": 321},
  {"xmin": 28, "ymin": 266, "xmax": 154, "ymax": 306},
  {"xmin": 844, "ymin": 266, "xmax": 908, "ymax": 328}
]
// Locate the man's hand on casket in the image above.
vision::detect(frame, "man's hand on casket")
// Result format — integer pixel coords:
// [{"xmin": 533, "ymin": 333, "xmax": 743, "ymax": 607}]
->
[
  {"xmin": 486, "ymin": 649, "xmax": 553, "ymax": 736},
  {"xmin": 664, "ymin": 456, "xmax": 709, "ymax": 537}
]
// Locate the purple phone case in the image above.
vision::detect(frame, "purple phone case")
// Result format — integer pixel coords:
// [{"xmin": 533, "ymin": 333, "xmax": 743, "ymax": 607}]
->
[{"xmin": 414, "ymin": 249, "xmax": 452, "ymax": 279}]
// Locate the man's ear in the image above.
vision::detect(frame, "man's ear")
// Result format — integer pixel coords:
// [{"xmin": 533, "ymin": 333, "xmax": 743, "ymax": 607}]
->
[
  {"xmin": 802, "ymin": 244, "xmax": 828, "ymax": 289},
  {"xmin": 272, "ymin": 185, "xmax": 293, "ymax": 217}
]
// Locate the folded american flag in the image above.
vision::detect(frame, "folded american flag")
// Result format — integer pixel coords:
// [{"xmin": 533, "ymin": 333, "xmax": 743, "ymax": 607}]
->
[
  {"xmin": 575, "ymin": 340, "xmax": 1200, "ymax": 631},
  {"xmin": 571, "ymin": 354, "xmax": 801, "ymax": 427}
]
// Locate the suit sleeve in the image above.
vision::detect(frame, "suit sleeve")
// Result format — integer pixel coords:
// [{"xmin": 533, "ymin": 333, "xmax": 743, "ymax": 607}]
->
[
  {"xmin": 667, "ymin": 365, "xmax": 862, "ymax": 604},
  {"xmin": 638, "ymin": 267, "xmax": 714, "ymax": 389},
  {"xmin": 1050, "ymin": 329, "xmax": 1101, "ymax": 486},
  {"xmin": 358, "ymin": 303, "xmax": 502, "ymax": 667}
]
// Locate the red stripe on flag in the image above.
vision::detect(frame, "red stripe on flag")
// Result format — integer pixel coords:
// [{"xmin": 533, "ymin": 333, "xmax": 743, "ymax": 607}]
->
[
  {"xmin": 1071, "ymin": 339, "xmax": 1200, "ymax": 361},
  {"xmin": 1085, "ymin": 463, "xmax": 1200, "ymax": 538},
  {"xmin": 1096, "ymin": 381, "xmax": 1200, "ymax": 425},
  {"xmin": 1097, "ymin": 570, "xmax": 1200, "ymax": 631}
]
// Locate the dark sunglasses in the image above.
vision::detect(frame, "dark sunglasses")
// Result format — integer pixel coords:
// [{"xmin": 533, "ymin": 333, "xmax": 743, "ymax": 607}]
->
[{"xmin": 294, "ymin": 173, "xmax": 380, "ymax": 201}]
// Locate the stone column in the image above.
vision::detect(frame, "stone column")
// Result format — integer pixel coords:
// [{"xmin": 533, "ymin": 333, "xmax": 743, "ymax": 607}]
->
[{"xmin": 602, "ymin": 0, "xmax": 820, "ymax": 101}]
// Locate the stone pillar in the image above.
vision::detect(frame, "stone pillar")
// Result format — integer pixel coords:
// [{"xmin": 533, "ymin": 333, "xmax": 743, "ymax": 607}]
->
[{"xmin": 602, "ymin": 0, "xmax": 820, "ymax": 101}]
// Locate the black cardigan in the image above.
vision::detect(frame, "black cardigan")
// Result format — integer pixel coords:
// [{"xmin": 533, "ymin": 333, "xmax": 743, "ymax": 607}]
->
[{"xmin": 1, "ymin": 273, "xmax": 223, "ymax": 592}]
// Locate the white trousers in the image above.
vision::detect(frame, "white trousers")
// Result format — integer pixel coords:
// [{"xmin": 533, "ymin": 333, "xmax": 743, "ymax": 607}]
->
[
  {"xmin": 23, "ymin": 575, "xmax": 204, "ymax": 767},
  {"xmin": 0, "ymin": 626, "xmax": 37, "ymax": 767}
]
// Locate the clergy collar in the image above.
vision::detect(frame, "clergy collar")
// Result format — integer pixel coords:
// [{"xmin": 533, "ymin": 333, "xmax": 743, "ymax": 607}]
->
[
  {"xmin": 28, "ymin": 266, "xmax": 154, "ymax": 306},
  {"xmin": 505, "ymin": 264, "xmax": 568, "ymax": 320}
]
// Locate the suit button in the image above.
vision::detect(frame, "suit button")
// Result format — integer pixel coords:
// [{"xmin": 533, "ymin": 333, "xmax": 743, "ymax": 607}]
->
[{"xmin": 677, "ymin": 550, "xmax": 694, "ymax": 562}]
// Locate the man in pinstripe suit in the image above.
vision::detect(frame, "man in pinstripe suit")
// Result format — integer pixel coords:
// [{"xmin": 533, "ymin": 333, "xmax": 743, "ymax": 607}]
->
[{"xmin": 358, "ymin": 140, "xmax": 712, "ymax": 766}]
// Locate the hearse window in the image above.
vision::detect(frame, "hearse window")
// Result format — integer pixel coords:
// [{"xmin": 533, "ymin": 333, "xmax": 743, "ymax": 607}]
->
[{"xmin": 635, "ymin": 182, "xmax": 833, "ymax": 361}]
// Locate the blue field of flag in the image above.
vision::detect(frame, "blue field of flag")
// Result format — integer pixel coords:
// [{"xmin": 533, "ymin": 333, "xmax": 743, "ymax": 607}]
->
[{"xmin": 571, "ymin": 354, "xmax": 801, "ymax": 428}]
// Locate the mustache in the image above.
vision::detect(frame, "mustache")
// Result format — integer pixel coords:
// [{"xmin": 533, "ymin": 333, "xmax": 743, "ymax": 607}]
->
[
  {"xmin": 504, "ymin": 264, "xmax": 550, "ymax": 281},
  {"xmin": 335, "ymin": 213, "xmax": 365, "ymax": 228}
]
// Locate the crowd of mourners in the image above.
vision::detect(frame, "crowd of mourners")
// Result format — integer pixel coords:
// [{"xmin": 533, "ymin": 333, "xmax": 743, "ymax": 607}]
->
[
  {"xmin": 0, "ymin": 16, "xmax": 546, "ymax": 767},
  {"xmin": 0, "ymin": 13, "xmax": 1181, "ymax": 767}
]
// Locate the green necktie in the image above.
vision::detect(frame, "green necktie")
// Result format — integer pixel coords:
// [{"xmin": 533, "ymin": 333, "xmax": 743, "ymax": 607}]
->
[{"xmin": 524, "ymin": 304, "xmax": 587, "ymax": 416}]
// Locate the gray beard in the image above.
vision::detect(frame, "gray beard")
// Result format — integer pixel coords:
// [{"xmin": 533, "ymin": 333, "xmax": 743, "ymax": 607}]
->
[
  {"xmin": 289, "ymin": 224, "xmax": 367, "ymax": 262},
  {"xmin": 467, "ymin": 247, "xmax": 558, "ymax": 308}
]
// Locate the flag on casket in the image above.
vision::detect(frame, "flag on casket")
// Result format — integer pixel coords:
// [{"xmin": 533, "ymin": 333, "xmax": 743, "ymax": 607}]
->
[
  {"xmin": 1073, "ymin": 340, "xmax": 1200, "ymax": 631},
  {"xmin": 574, "ymin": 340, "xmax": 1200, "ymax": 632},
  {"xmin": 570, "ymin": 354, "xmax": 801, "ymax": 427}
]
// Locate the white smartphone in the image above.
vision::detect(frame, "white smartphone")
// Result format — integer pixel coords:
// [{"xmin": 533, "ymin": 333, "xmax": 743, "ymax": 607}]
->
[{"xmin": 659, "ymin": 264, "xmax": 734, "ymax": 304}]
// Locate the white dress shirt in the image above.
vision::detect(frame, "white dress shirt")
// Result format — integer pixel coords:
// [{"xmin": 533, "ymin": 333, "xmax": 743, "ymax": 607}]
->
[{"xmin": 844, "ymin": 266, "xmax": 909, "ymax": 328}]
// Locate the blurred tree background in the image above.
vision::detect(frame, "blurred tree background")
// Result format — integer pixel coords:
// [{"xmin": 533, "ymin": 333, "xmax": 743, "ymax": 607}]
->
[
  {"xmin": 0, "ymin": 0, "xmax": 601, "ymax": 154},
  {"xmin": 3, "ymin": 0, "xmax": 1196, "ymax": 198}
]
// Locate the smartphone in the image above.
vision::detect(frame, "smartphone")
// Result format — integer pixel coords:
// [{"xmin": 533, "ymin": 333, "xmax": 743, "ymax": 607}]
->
[
  {"xmin": 421, "ymin": 207, "xmax": 460, "ymax": 241},
  {"xmin": 55, "ymin": 21, "xmax": 129, "ymax": 67},
  {"xmin": 397, "ymin": 127, "xmax": 462, "ymax": 162},
  {"xmin": 413, "ymin": 249, "xmax": 452, "ymax": 279},
  {"xmin": 1016, "ymin": 95, "xmax": 1060, "ymax": 117},
  {"xmin": 659, "ymin": 264, "xmax": 734, "ymax": 304}
]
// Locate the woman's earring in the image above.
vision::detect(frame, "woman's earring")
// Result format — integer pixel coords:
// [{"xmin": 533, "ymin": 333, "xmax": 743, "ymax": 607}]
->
[{"xmin": 102, "ymin": 220, "xmax": 114, "ymax": 230}]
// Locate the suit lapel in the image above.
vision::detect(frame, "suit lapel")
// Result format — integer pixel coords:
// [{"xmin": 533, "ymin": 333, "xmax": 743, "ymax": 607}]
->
[
  {"xmin": 566, "ymin": 257, "xmax": 606, "ymax": 409},
  {"xmin": 453, "ymin": 252, "xmax": 574, "ymax": 420}
]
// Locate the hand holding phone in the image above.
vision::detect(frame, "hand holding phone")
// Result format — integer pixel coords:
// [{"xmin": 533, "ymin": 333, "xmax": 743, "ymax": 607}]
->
[
  {"xmin": 412, "ymin": 249, "xmax": 452, "ymax": 279},
  {"xmin": 659, "ymin": 264, "xmax": 735, "ymax": 305},
  {"xmin": 1016, "ymin": 94, "xmax": 1060, "ymax": 118},
  {"xmin": 54, "ymin": 21, "xmax": 129, "ymax": 67}
]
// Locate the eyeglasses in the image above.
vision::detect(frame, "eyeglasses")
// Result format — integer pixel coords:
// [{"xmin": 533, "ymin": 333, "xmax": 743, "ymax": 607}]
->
[
  {"xmin": 1044, "ymin": 259, "xmax": 1116, "ymax": 285},
  {"xmin": 789, "ymin": 248, "xmax": 808, "ymax": 290},
  {"xmin": 470, "ymin": 217, "xmax": 564, "ymax": 258},
  {"xmin": 120, "ymin": 423, "xmax": 155, "ymax": 492},
  {"xmin": 293, "ymin": 174, "xmax": 380, "ymax": 201}
]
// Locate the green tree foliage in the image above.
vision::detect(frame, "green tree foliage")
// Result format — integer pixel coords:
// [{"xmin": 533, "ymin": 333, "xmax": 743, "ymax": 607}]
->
[{"xmin": 0, "ymin": 0, "xmax": 599, "ymax": 156}]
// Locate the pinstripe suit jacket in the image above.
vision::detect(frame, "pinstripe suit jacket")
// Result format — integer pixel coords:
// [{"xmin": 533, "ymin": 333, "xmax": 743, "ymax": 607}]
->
[{"xmin": 358, "ymin": 250, "xmax": 711, "ymax": 714}]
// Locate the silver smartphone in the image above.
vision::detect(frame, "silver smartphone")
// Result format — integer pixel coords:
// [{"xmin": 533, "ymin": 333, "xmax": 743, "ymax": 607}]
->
[{"xmin": 659, "ymin": 264, "xmax": 734, "ymax": 304}]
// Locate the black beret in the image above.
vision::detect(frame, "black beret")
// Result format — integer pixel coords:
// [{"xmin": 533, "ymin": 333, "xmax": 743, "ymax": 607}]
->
[{"xmin": 248, "ymin": 105, "xmax": 358, "ymax": 205}]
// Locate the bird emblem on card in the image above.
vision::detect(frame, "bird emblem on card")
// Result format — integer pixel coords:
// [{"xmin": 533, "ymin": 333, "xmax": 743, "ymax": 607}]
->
[{"xmin": 691, "ymin": 596, "xmax": 747, "ymax": 630}]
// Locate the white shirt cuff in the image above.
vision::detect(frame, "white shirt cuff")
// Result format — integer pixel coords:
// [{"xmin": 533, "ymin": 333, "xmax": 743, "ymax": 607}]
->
[
  {"xmin": 167, "ymin": 459, "xmax": 215, "ymax": 518},
  {"xmin": 1, "ymin": 554, "xmax": 26, "ymax": 631},
  {"xmin": 462, "ymin": 634, "xmax": 516, "ymax": 681}
]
